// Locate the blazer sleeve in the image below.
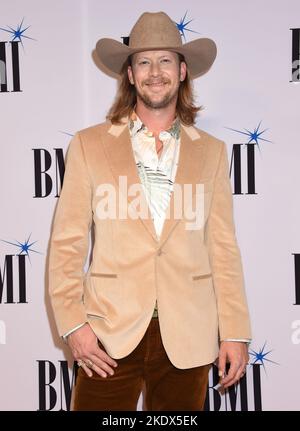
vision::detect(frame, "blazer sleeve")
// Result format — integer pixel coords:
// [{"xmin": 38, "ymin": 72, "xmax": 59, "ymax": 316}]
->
[
  {"xmin": 48, "ymin": 132, "xmax": 92, "ymax": 337},
  {"xmin": 206, "ymin": 141, "xmax": 252, "ymax": 341}
]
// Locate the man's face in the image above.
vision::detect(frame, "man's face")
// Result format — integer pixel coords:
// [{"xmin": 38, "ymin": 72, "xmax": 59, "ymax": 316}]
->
[{"xmin": 127, "ymin": 50, "xmax": 186, "ymax": 110}]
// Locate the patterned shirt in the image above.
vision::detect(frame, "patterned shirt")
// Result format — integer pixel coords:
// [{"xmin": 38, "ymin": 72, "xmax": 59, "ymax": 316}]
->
[{"xmin": 128, "ymin": 110, "xmax": 181, "ymax": 318}]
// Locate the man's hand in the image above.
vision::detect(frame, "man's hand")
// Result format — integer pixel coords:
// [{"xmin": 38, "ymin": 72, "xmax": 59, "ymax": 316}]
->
[
  {"xmin": 217, "ymin": 341, "xmax": 249, "ymax": 388},
  {"xmin": 67, "ymin": 323, "xmax": 118, "ymax": 378}
]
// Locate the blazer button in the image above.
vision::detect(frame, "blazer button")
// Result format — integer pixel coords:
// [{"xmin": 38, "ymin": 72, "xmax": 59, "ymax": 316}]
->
[{"xmin": 157, "ymin": 248, "xmax": 162, "ymax": 256}]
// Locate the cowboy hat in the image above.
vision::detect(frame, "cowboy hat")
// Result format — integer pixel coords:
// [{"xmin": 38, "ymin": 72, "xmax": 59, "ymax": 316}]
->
[{"xmin": 96, "ymin": 11, "xmax": 217, "ymax": 79}]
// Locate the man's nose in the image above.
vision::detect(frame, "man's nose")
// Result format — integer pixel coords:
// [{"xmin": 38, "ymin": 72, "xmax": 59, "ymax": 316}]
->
[{"xmin": 149, "ymin": 61, "xmax": 161, "ymax": 75}]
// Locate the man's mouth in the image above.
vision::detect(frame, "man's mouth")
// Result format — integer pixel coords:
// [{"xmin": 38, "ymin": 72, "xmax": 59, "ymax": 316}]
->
[{"xmin": 146, "ymin": 81, "xmax": 168, "ymax": 89}]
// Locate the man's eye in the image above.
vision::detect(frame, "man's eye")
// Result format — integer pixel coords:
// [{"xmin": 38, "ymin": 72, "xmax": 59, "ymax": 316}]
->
[
  {"xmin": 139, "ymin": 61, "xmax": 149, "ymax": 65},
  {"xmin": 161, "ymin": 58, "xmax": 171, "ymax": 63}
]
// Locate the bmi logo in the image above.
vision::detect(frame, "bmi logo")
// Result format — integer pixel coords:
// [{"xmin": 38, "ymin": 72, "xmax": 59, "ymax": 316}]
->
[
  {"xmin": 292, "ymin": 253, "xmax": 300, "ymax": 305},
  {"xmin": 205, "ymin": 343, "xmax": 278, "ymax": 411},
  {"xmin": 38, "ymin": 360, "xmax": 78, "ymax": 411},
  {"xmin": 205, "ymin": 363, "xmax": 262, "ymax": 411},
  {"xmin": 225, "ymin": 122, "xmax": 272, "ymax": 195},
  {"xmin": 33, "ymin": 144, "xmax": 67, "ymax": 198},
  {"xmin": 291, "ymin": 253, "xmax": 300, "ymax": 344},
  {"xmin": 0, "ymin": 18, "xmax": 35, "ymax": 93},
  {"xmin": 290, "ymin": 28, "xmax": 300, "ymax": 82},
  {"xmin": 0, "ymin": 234, "xmax": 41, "ymax": 304}
]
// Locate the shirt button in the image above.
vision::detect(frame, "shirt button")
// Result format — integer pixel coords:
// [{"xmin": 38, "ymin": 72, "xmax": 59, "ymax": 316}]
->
[{"xmin": 157, "ymin": 248, "xmax": 162, "ymax": 256}]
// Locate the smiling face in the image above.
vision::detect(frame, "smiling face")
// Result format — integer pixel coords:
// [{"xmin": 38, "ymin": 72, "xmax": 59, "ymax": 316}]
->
[{"xmin": 127, "ymin": 50, "xmax": 186, "ymax": 110}]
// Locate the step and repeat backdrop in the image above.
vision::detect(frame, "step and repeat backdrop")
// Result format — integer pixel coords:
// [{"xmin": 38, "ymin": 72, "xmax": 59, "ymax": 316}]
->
[{"xmin": 0, "ymin": 0, "xmax": 299, "ymax": 411}]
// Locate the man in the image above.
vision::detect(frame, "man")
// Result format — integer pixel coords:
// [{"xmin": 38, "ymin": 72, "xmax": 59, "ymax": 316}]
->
[{"xmin": 48, "ymin": 11, "xmax": 251, "ymax": 411}]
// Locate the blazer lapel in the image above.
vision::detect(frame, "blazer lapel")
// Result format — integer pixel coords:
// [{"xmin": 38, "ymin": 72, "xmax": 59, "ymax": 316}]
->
[
  {"xmin": 102, "ymin": 117, "xmax": 207, "ymax": 246},
  {"xmin": 103, "ymin": 117, "xmax": 158, "ymax": 242},
  {"xmin": 158, "ymin": 124, "xmax": 206, "ymax": 247}
]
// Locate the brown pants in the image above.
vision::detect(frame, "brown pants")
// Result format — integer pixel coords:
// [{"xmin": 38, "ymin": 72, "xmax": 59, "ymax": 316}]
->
[{"xmin": 73, "ymin": 317, "xmax": 211, "ymax": 411}]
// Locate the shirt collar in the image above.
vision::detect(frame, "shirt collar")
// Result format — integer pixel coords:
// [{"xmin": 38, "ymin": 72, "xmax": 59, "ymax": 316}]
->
[{"xmin": 128, "ymin": 109, "xmax": 180, "ymax": 141}]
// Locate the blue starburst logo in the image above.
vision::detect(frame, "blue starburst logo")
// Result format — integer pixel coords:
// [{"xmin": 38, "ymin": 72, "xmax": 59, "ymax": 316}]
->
[
  {"xmin": 249, "ymin": 341, "xmax": 279, "ymax": 374},
  {"xmin": 1, "ymin": 233, "xmax": 42, "ymax": 264},
  {"xmin": 0, "ymin": 17, "xmax": 36, "ymax": 49},
  {"xmin": 174, "ymin": 10, "xmax": 200, "ymax": 42},
  {"xmin": 225, "ymin": 121, "xmax": 272, "ymax": 154}
]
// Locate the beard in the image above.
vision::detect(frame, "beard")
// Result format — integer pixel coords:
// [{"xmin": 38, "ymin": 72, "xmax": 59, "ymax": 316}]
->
[{"xmin": 136, "ymin": 77, "xmax": 180, "ymax": 109}]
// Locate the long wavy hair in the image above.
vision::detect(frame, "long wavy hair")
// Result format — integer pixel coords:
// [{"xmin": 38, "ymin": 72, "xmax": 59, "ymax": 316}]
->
[{"xmin": 106, "ymin": 53, "xmax": 203, "ymax": 126}]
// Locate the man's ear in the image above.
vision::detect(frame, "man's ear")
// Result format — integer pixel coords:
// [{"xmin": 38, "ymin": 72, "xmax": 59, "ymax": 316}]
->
[
  {"xmin": 180, "ymin": 61, "xmax": 187, "ymax": 82},
  {"xmin": 128, "ymin": 66, "xmax": 134, "ymax": 85}
]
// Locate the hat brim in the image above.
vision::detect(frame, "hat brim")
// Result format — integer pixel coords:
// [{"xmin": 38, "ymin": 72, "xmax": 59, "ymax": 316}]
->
[{"xmin": 96, "ymin": 37, "xmax": 217, "ymax": 79}]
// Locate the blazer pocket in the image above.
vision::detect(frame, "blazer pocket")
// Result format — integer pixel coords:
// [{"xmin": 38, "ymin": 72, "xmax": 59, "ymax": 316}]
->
[
  {"xmin": 191, "ymin": 272, "xmax": 212, "ymax": 281},
  {"xmin": 90, "ymin": 272, "xmax": 118, "ymax": 278}
]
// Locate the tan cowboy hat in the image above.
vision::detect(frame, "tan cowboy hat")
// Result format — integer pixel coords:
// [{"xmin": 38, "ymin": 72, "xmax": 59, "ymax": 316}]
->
[{"xmin": 96, "ymin": 11, "xmax": 217, "ymax": 79}]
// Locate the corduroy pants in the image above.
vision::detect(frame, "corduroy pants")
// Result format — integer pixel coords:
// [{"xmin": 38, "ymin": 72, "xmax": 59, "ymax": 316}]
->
[{"xmin": 73, "ymin": 317, "xmax": 211, "ymax": 411}]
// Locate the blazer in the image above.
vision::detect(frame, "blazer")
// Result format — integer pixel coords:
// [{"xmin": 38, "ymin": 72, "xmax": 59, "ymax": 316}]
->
[{"xmin": 48, "ymin": 116, "xmax": 252, "ymax": 369}]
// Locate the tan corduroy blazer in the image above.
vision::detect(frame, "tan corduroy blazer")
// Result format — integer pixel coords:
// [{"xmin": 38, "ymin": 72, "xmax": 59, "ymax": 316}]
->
[{"xmin": 48, "ymin": 116, "xmax": 251, "ymax": 369}]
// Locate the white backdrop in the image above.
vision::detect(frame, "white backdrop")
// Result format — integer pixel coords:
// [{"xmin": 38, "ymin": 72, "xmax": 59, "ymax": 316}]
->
[{"xmin": 0, "ymin": 0, "xmax": 299, "ymax": 411}]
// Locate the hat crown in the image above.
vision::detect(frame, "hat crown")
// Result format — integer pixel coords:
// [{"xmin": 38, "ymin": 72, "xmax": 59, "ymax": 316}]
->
[{"xmin": 129, "ymin": 12, "xmax": 182, "ymax": 50}]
